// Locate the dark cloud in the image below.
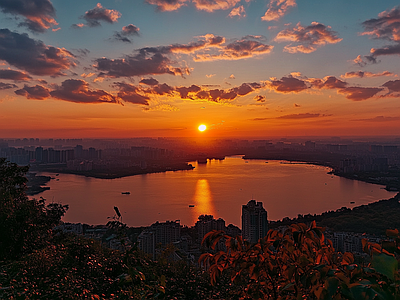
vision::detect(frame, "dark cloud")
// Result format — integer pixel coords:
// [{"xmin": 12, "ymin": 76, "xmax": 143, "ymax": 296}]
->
[
  {"xmin": 275, "ymin": 22, "xmax": 342, "ymax": 53},
  {"xmin": 50, "ymin": 79, "xmax": 119, "ymax": 103},
  {"xmin": 140, "ymin": 78, "xmax": 159, "ymax": 86},
  {"xmin": 267, "ymin": 76, "xmax": 308, "ymax": 93},
  {"xmin": 175, "ymin": 84, "xmax": 201, "ymax": 98},
  {"xmin": 341, "ymin": 70, "xmax": 394, "ymax": 78},
  {"xmin": 0, "ymin": 0, "xmax": 57, "ymax": 33},
  {"xmin": 261, "ymin": 0, "xmax": 296, "ymax": 21},
  {"xmin": 254, "ymin": 95, "xmax": 266, "ymax": 102},
  {"xmin": 354, "ymin": 116, "xmax": 400, "ymax": 122},
  {"xmin": 81, "ymin": 3, "xmax": 121, "ymax": 27},
  {"xmin": 382, "ymin": 79, "xmax": 400, "ymax": 92},
  {"xmin": 338, "ymin": 87, "xmax": 383, "ymax": 101},
  {"xmin": 360, "ymin": 6, "xmax": 400, "ymax": 60},
  {"xmin": 362, "ymin": 6, "xmax": 400, "ymax": 42},
  {"xmin": 94, "ymin": 47, "xmax": 188, "ymax": 78},
  {"xmin": 113, "ymin": 82, "xmax": 149, "ymax": 105},
  {"xmin": 276, "ymin": 113, "xmax": 321, "ymax": 119},
  {"xmin": 112, "ymin": 24, "xmax": 140, "ymax": 43},
  {"xmin": 15, "ymin": 84, "xmax": 50, "ymax": 99},
  {"xmin": 0, "ymin": 69, "xmax": 32, "ymax": 81},
  {"xmin": 145, "ymin": 0, "xmax": 188, "ymax": 11},
  {"xmin": 0, "ymin": 82, "xmax": 17, "ymax": 90},
  {"xmin": 370, "ymin": 44, "xmax": 400, "ymax": 57},
  {"xmin": 311, "ymin": 76, "xmax": 347, "ymax": 89},
  {"xmin": 152, "ymin": 83, "xmax": 175, "ymax": 95},
  {"xmin": 0, "ymin": 29, "xmax": 75, "ymax": 76}
]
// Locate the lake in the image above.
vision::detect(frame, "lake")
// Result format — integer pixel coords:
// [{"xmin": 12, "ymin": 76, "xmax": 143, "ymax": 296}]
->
[{"xmin": 36, "ymin": 156, "xmax": 397, "ymax": 227}]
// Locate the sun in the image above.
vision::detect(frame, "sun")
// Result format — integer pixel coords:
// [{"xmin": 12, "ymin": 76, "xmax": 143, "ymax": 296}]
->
[{"xmin": 198, "ymin": 124, "xmax": 207, "ymax": 132}]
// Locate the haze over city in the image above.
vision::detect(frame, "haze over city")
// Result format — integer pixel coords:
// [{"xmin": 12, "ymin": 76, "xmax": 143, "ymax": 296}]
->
[{"xmin": 1, "ymin": 0, "xmax": 400, "ymax": 138}]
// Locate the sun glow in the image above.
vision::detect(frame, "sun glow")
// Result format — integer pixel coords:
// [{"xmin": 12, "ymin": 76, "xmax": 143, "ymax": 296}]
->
[{"xmin": 198, "ymin": 124, "xmax": 207, "ymax": 132}]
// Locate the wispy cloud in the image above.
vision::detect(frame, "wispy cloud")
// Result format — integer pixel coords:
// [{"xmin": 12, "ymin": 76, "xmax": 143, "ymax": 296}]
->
[
  {"xmin": 112, "ymin": 24, "xmax": 140, "ymax": 43},
  {"xmin": 341, "ymin": 70, "xmax": 395, "ymax": 78},
  {"xmin": 228, "ymin": 5, "xmax": 246, "ymax": 18},
  {"xmin": 145, "ymin": 0, "xmax": 188, "ymax": 12},
  {"xmin": 0, "ymin": 69, "xmax": 32, "ymax": 81},
  {"xmin": 192, "ymin": 0, "xmax": 241, "ymax": 12},
  {"xmin": 261, "ymin": 0, "xmax": 296, "ymax": 22}
]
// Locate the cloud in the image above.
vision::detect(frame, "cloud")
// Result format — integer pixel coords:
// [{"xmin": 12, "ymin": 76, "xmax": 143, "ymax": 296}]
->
[
  {"xmin": 254, "ymin": 95, "xmax": 266, "ymax": 102},
  {"xmin": 94, "ymin": 47, "xmax": 189, "ymax": 78},
  {"xmin": 229, "ymin": 5, "xmax": 246, "ymax": 18},
  {"xmin": 0, "ymin": 69, "xmax": 32, "ymax": 81},
  {"xmin": 0, "ymin": 0, "xmax": 57, "ymax": 33},
  {"xmin": 14, "ymin": 84, "xmax": 50, "ymax": 99},
  {"xmin": 0, "ymin": 82, "xmax": 17, "ymax": 90},
  {"xmin": 276, "ymin": 113, "xmax": 321, "ymax": 119},
  {"xmin": 0, "ymin": 29, "xmax": 76, "ymax": 76},
  {"xmin": 193, "ymin": 35, "xmax": 273, "ymax": 61},
  {"xmin": 294, "ymin": 103, "xmax": 300, "ymax": 107},
  {"xmin": 145, "ymin": 0, "xmax": 188, "ymax": 11},
  {"xmin": 113, "ymin": 82, "xmax": 150, "ymax": 105},
  {"xmin": 338, "ymin": 87, "xmax": 383, "ymax": 101},
  {"xmin": 50, "ymin": 79, "xmax": 119, "ymax": 103},
  {"xmin": 266, "ymin": 75, "xmax": 308, "ymax": 93},
  {"xmin": 310, "ymin": 76, "xmax": 347, "ymax": 89},
  {"xmin": 353, "ymin": 115, "xmax": 400, "ymax": 122},
  {"xmin": 229, "ymin": 74, "xmax": 235, "ymax": 79},
  {"xmin": 275, "ymin": 22, "xmax": 342, "ymax": 53},
  {"xmin": 175, "ymin": 84, "xmax": 201, "ymax": 98},
  {"xmin": 361, "ymin": 6, "xmax": 400, "ymax": 42},
  {"xmin": 206, "ymin": 74, "xmax": 216, "ymax": 78},
  {"xmin": 341, "ymin": 70, "xmax": 395, "ymax": 78},
  {"xmin": 359, "ymin": 6, "xmax": 400, "ymax": 60},
  {"xmin": 382, "ymin": 79, "xmax": 400, "ymax": 93},
  {"xmin": 261, "ymin": 0, "xmax": 296, "ymax": 22},
  {"xmin": 151, "ymin": 83, "xmax": 175, "ymax": 95},
  {"xmin": 192, "ymin": 0, "xmax": 241, "ymax": 12},
  {"xmin": 80, "ymin": 3, "xmax": 121, "ymax": 27},
  {"xmin": 140, "ymin": 78, "xmax": 159, "ymax": 85},
  {"xmin": 112, "ymin": 24, "xmax": 140, "ymax": 43}
]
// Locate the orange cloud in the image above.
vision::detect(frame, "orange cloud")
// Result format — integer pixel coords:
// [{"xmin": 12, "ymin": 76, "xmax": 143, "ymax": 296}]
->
[
  {"xmin": 145, "ymin": 0, "xmax": 188, "ymax": 11},
  {"xmin": 229, "ymin": 5, "xmax": 246, "ymax": 18},
  {"xmin": 192, "ymin": 0, "xmax": 241, "ymax": 12},
  {"xmin": 79, "ymin": 3, "xmax": 121, "ymax": 27},
  {"xmin": 275, "ymin": 22, "xmax": 342, "ymax": 53},
  {"xmin": 261, "ymin": 0, "xmax": 296, "ymax": 22},
  {"xmin": 361, "ymin": 6, "xmax": 400, "ymax": 42}
]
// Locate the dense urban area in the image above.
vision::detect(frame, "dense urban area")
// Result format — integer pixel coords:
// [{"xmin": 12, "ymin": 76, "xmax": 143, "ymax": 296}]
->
[{"xmin": 1, "ymin": 136, "xmax": 400, "ymax": 298}]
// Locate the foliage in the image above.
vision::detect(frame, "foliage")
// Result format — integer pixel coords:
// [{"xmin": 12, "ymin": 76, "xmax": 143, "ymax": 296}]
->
[
  {"xmin": 271, "ymin": 192, "xmax": 400, "ymax": 236},
  {"xmin": 200, "ymin": 222, "xmax": 400, "ymax": 299},
  {"xmin": 0, "ymin": 158, "xmax": 68, "ymax": 260}
]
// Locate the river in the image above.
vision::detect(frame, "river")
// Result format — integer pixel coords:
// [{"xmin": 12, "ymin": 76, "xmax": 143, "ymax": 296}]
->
[{"xmin": 36, "ymin": 156, "xmax": 397, "ymax": 227}]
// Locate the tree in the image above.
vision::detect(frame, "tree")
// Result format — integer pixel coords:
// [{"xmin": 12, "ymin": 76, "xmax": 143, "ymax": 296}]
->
[
  {"xmin": 200, "ymin": 222, "xmax": 400, "ymax": 299},
  {"xmin": 0, "ymin": 158, "xmax": 68, "ymax": 260}
]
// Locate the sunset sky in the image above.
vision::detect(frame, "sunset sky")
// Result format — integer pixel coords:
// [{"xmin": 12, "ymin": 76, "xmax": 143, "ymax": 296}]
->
[{"xmin": 1, "ymin": 0, "xmax": 400, "ymax": 138}]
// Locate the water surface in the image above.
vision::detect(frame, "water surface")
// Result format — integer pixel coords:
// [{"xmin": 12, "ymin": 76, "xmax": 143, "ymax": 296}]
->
[{"xmin": 37, "ymin": 156, "xmax": 397, "ymax": 227}]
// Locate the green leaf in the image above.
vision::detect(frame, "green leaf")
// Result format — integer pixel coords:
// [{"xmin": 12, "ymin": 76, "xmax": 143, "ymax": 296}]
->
[{"xmin": 371, "ymin": 252, "xmax": 398, "ymax": 280}]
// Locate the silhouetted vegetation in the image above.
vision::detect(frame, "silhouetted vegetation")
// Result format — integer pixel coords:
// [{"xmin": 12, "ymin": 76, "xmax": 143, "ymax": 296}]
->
[{"xmin": 270, "ymin": 193, "xmax": 400, "ymax": 235}]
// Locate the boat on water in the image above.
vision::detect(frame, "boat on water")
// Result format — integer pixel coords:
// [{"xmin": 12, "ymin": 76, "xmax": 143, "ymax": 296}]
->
[
  {"xmin": 350, "ymin": 201, "xmax": 355, "ymax": 204},
  {"xmin": 121, "ymin": 192, "xmax": 130, "ymax": 195},
  {"xmin": 189, "ymin": 204, "xmax": 195, "ymax": 207}
]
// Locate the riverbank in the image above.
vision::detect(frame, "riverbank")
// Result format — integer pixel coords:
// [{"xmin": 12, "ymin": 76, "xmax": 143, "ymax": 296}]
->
[
  {"xmin": 242, "ymin": 154, "xmax": 400, "ymax": 192},
  {"xmin": 35, "ymin": 162, "xmax": 195, "ymax": 180}
]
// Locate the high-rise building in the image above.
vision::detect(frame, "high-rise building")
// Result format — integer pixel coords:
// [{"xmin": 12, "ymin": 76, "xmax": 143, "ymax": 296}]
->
[{"xmin": 242, "ymin": 200, "xmax": 268, "ymax": 243}]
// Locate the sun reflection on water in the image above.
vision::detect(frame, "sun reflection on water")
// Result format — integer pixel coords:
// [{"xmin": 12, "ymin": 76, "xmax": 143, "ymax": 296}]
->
[{"xmin": 191, "ymin": 179, "xmax": 216, "ymax": 224}]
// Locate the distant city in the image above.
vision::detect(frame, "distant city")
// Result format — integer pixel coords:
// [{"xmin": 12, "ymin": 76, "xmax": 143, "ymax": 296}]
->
[{"xmin": 1, "ymin": 136, "xmax": 399, "ymax": 192}]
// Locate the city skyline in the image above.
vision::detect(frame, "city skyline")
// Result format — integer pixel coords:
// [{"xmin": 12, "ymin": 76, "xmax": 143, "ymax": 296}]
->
[{"xmin": 1, "ymin": 0, "xmax": 400, "ymax": 138}]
